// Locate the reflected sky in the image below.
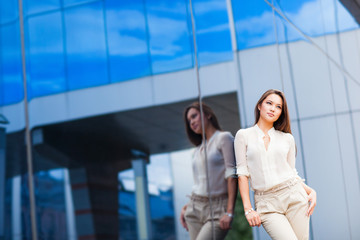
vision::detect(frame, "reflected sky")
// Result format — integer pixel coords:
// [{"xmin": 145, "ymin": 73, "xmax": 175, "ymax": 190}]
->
[
  {"xmin": 192, "ymin": 0, "xmax": 233, "ymax": 65},
  {"xmin": 146, "ymin": 0, "xmax": 193, "ymax": 74},
  {"xmin": 233, "ymin": 0, "xmax": 358, "ymax": 50},
  {"xmin": 0, "ymin": 22, "xmax": 24, "ymax": 105},
  {"xmin": 23, "ymin": 0, "xmax": 60, "ymax": 16},
  {"xmin": 27, "ymin": 11, "xmax": 66, "ymax": 98},
  {"xmin": 105, "ymin": 0, "xmax": 151, "ymax": 82},
  {"xmin": 0, "ymin": 0, "xmax": 359, "ymax": 105}
]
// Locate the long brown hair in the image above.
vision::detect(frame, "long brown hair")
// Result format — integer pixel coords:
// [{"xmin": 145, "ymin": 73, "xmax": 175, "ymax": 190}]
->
[
  {"xmin": 184, "ymin": 102, "xmax": 222, "ymax": 146},
  {"xmin": 254, "ymin": 89, "xmax": 291, "ymax": 134}
]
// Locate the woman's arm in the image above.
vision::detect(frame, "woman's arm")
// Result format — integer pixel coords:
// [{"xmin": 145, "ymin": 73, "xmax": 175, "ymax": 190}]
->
[
  {"xmin": 218, "ymin": 132, "xmax": 238, "ymax": 229},
  {"xmin": 239, "ymin": 176, "xmax": 261, "ymax": 227},
  {"xmin": 301, "ymin": 182, "xmax": 317, "ymax": 216},
  {"xmin": 219, "ymin": 176, "xmax": 237, "ymax": 230},
  {"xmin": 180, "ymin": 204, "xmax": 188, "ymax": 231}
]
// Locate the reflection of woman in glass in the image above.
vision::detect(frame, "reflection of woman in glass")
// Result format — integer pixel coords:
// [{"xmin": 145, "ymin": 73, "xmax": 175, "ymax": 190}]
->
[
  {"xmin": 180, "ymin": 102, "xmax": 237, "ymax": 240},
  {"xmin": 235, "ymin": 89, "xmax": 317, "ymax": 240}
]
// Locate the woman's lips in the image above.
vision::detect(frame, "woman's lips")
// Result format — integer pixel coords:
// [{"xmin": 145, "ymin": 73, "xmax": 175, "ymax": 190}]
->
[{"xmin": 267, "ymin": 113, "xmax": 274, "ymax": 117}]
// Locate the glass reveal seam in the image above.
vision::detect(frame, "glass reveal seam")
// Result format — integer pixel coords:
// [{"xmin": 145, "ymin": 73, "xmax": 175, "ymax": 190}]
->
[
  {"xmin": 264, "ymin": 0, "xmax": 360, "ymax": 87},
  {"xmin": 189, "ymin": 0, "xmax": 216, "ymax": 239},
  {"xmin": 283, "ymin": 26, "xmax": 314, "ymax": 240},
  {"xmin": 333, "ymin": 3, "xmax": 360, "ymax": 238},
  {"xmin": 334, "ymin": 0, "xmax": 360, "ymax": 192},
  {"xmin": 271, "ymin": 0, "xmax": 284, "ymax": 92},
  {"xmin": 293, "ymin": 110, "xmax": 360, "ymax": 122},
  {"xmin": 60, "ymin": 0, "xmax": 70, "ymax": 92},
  {"xmin": 18, "ymin": 0, "xmax": 38, "ymax": 239},
  {"xmin": 0, "ymin": 26, "xmax": 3, "ymax": 106},
  {"xmin": 227, "ymin": 0, "xmax": 248, "ymax": 128},
  {"xmin": 101, "ymin": 0, "xmax": 111, "ymax": 84},
  {"xmin": 142, "ymin": 0, "xmax": 156, "ymax": 103},
  {"xmin": 184, "ymin": 0, "xmax": 195, "ymax": 69},
  {"xmin": 61, "ymin": 0, "xmax": 102, "ymax": 11},
  {"xmin": 0, "ymin": 20, "xmax": 19, "ymax": 27}
]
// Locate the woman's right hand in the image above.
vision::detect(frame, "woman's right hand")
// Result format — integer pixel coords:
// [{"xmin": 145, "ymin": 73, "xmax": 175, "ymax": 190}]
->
[
  {"xmin": 180, "ymin": 205, "xmax": 188, "ymax": 231},
  {"xmin": 245, "ymin": 209, "xmax": 262, "ymax": 227}
]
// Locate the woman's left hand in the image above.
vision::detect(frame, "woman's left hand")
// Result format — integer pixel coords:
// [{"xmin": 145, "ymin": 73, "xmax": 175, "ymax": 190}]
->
[
  {"xmin": 219, "ymin": 214, "xmax": 233, "ymax": 230},
  {"xmin": 307, "ymin": 189, "xmax": 317, "ymax": 216}
]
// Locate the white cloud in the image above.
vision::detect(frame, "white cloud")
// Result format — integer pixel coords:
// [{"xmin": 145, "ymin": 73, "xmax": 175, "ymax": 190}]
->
[
  {"xmin": 235, "ymin": 0, "xmax": 358, "ymax": 47},
  {"xmin": 193, "ymin": 0, "xmax": 227, "ymax": 15},
  {"xmin": 196, "ymin": 23, "xmax": 229, "ymax": 35}
]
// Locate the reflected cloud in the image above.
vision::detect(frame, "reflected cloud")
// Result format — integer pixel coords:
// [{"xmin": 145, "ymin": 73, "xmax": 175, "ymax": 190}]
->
[
  {"xmin": 196, "ymin": 23, "xmax": 229, "ymax": 35},
  {"xmin": 107, "ymin": 9, "xmax": 146, "ymax": 31},
  {"xmin": 193, "ymin": 0, "xmax": 227, "ymax": 15},
  {"xmin": 236, "ymin": 0, "xmax": 358, "ymax": 49},
  {"xmin": 108, "ymin": 36, "xmax": 148, "ymax": 56}
]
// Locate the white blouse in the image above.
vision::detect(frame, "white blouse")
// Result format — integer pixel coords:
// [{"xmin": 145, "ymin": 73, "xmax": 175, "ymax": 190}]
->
[
  {"xmin": 234, "ymin": 124, "xmax": 302, "ymax": 191},
  {"xmin": 192, "ymin": 131, "xmax": 236, "ymax": 197}
]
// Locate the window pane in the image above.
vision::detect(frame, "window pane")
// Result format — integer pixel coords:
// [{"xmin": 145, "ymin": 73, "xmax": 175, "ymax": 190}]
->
[
  {"xmin": 64, "ymin": 1, "xmax": 109, "ymax": 90},
  {"xmin": 232, "ymin": 0, "xmax": 275, "ymax": 50},
  {"xmin": 0, "ymin": 0, "xmax": 18, "ymax": 24},
  {"xmin": 63, "ymin": 0, "xmax": 97, "ymax": 7},
  {"xmin": 23, "ymin": 0, "xmax": 60, "ymax": 16},
  {"xmin": 0, "ymin": 22, "xmax": 24, "ymax": 106},
  {"xmin": 300, "ymin": 116, "xmax": 351, "ymax": 239},
  {"xmin": 105, "ymin": 0, "xmax": 151, "ymax": 82},
  {"xmin": 146, "ymin": 0, "xmax": 193, "ymax": 74},
  {"xmin": 35, "ymin": 169, "xmax": 68, "ymax": 239},
  {"xmin": 192, "ymin": 0, "xmax": 233, "ymax": 66},
  {"xmin": 27, "ymin": 12, "xmax": 66, "ymax": 98}
]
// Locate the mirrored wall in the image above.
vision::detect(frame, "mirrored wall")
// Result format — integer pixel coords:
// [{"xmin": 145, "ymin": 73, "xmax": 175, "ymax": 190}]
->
[{"xmin": 0, "ymin": 0, "xmax": 360, "ymax": 239}]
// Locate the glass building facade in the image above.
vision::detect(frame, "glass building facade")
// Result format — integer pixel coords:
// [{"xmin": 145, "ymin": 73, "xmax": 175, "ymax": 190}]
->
[{"xmin": 0, "ymin": 0, "xmax": 360, "ymax": 239}]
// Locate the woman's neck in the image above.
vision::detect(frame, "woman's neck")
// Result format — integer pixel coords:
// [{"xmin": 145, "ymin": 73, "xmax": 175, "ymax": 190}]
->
[
  {"xmin": 257, "ymin": 119, "xmax": 273, "ymax": 135},
  {"xmin": 204, "ymin": 125, "xmax": 217, "ymax": 141}
]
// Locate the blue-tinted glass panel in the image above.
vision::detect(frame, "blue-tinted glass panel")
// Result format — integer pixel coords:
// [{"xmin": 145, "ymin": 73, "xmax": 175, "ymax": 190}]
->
[
  {"xmin": 21, "ymin": 174, "xmax": 35, "ymax": 240},
  {"xmin": 319, "ymin": 0, "xmax": 337, "ymax": 33},
  {"xmin": 35, "ymin": 169, "xmax": 67, "ymax": 239},
  {"xmin": 64, "ymin": 2, "xmax": 109, "ymax": 90},
  {"xmin": 0, "ymin": 0, "xmax": 18, "ymax": 24},
  {"xmin": 146, "ymin": 0, "xmax": 193, "ymax": 74},
  {"xmin": 274, "ymin": 13, "xmax": 306, "ymax": 45},
  {"xmin": 335, "ymin": 0, "xmax": 359, "ymax": 32},
  {"xmin": 192, "ymin": 0, "xmax": 232, "ymax": 66},
  {"xmin": 23, "ymin": 0, "xmax": 60, "ymax": 16},
  {"xmin": 274, "ymin": 0, "xmax": 325, "ymax": 38},
  {"xmin": 27, "ymin": 12, "xmax": 66, "ymax": 99},
  {"xmin": 63, "ymin": 0, "xmax": 97, "ymax": 7},
  {"xmin": 0, "ymin": 22, "xmax": 24, "ymax": 106},
  {"xmin": 105, "ymin": 0, "xmax": 151, "ymax": 82},
  {"xmin": 232, "ymin": 0, "xmax": 275, "ymax": 50}
]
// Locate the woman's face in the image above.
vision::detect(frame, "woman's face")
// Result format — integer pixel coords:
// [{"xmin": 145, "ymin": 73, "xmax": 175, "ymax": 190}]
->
[
  {"xmin": 187, "ymin": 108, "xmax": 208, "ymax": 134},
  {"xmin": 258, "ymin": 93, "xmax": 283, "ymax": 124}
]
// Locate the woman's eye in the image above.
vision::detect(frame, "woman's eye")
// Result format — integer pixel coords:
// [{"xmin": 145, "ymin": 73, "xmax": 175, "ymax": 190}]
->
[
  {"xmin": 277, "ymin": 106, "xmax": 282, "ymax": 109},
  {"xmin": 266, "ymin": 102, "xmax": 271, "ymax": 105}
]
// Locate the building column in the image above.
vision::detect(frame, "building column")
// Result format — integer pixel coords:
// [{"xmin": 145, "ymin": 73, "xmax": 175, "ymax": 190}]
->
[
  {"xmin": 69, "ymin": 165, "xmax": 119, "ymax": 240},
  {"xmin": 12, "ymin": 176, "xmax": 22, "ymax": 240},
  {"xmin": 68, "ymin": 168, "xmax": 95, "ymax": 240},
  {"xmin": 132, "ymin": 159, "xmax": 152, "ymax": 240},
  {"xmin": 64, "ymin": 169, "xmax": 77, "ymax": 240}
]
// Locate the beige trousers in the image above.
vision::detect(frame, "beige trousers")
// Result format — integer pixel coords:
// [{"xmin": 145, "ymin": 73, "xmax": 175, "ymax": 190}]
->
[
  {"xmin": 184, "ymin": 194, "xmax": 229, "ymax": 240},
  {"xmin": 255, "ymin": 179, "xmax": 310, "ymax": 240}
]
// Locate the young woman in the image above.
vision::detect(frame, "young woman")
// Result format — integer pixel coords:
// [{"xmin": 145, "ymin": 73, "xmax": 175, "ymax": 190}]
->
[
  {"xmin": 234, "ymin": 89, "xmax": 317, "ymax": 240},
  {"xmin": 180, "ymin": 102, "xmax": 237, "ymax": 240}
]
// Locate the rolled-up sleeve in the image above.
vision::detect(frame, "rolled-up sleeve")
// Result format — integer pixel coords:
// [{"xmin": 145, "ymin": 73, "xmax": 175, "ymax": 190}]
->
[
  {"xmin": 287, "ymin": 133, "xmax": 305, "ymax": 182},
  {"xmin": 219, "ymin": 132, "xmax": 237, "ymax": 179},
  {"xmin": 234, "ymin": 129, "xmax": 250, "ymax": 177}
]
